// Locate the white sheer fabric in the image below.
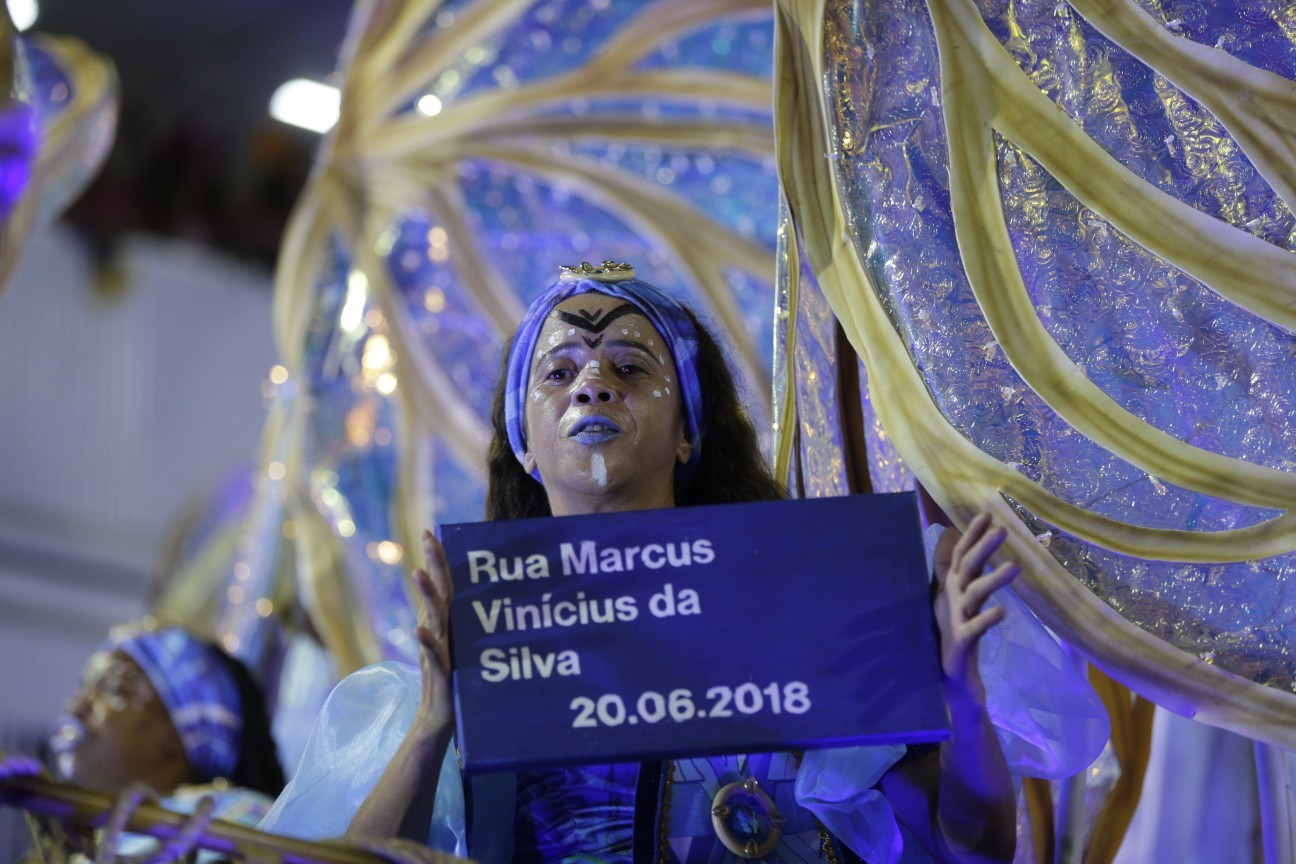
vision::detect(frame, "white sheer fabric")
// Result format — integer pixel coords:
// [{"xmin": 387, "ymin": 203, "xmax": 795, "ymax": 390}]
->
[{"xmin": 258, "ymin": 662, "xmax": 467, "ymax": 856}]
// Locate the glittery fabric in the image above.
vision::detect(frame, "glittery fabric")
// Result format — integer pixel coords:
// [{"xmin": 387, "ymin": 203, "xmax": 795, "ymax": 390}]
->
[
  {"xmin": 210, "ymin": 1, "xmax": 781, "ymax": 670},
  {"xmin": 792, "ymin": 253, "xmax": 850, "ymax": 500},
  {"xmin": 816, "ymin": 0, "xmax": 1296, "ymax": 690}
]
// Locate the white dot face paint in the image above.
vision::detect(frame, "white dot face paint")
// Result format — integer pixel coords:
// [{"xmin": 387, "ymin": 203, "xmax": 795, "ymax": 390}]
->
[
  {"xmin": 524, "ymin": 294, "xmax": 687, "ymax": 511},
  {"xmin": 622, "ymin": 328, "xmax": 629, "ymax": 335},
  {"xmin": 665, "ymin": 387, "xmax": 670, "ymax": 395},
  {"xmin": 647, "ymin": 339, "xmax": 654, "ymax": 346}
]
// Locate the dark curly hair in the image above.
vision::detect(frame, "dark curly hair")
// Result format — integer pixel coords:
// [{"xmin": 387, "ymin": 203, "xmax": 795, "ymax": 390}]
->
[
  {"xmin": 209, "ymin": 648, "xmax": 287, "ymax": 797},
  {"xmin": 485, "ymin": 303, "xmax": 784, "ymax": 520}
]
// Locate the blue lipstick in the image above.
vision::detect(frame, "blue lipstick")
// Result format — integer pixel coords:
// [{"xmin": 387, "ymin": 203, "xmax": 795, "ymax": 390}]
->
[{"xmin": 568, "ymin": 416, "xmax": 622, "ymax": 444}]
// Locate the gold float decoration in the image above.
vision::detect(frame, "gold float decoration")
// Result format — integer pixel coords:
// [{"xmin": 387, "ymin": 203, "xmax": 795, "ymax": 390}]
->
[{"xmin": 773, "ymin": 0, "xmax": 1296, "ymax": 747}]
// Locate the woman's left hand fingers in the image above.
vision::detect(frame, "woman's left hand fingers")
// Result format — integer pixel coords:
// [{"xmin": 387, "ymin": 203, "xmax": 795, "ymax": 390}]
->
[
  {"xmin": 937, "ymin": 512, "xmax": 1019, "ymax": 686},
  {"xmin": 951, "ymin": 525, "xmax": 1007, "ymax": 589},
  {"xmin": 958, "ymin": 562, "xmax": 1018, "ymax": 618},
  {"xmin": 957, "ymin": 605, "xmax": 1007, "ymax": 644}
]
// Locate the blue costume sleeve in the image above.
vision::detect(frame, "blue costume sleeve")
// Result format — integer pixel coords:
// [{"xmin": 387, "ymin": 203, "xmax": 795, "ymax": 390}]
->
[{"xmin": 256, "ymin": 661, "xmax": 467, "ymax": 856}]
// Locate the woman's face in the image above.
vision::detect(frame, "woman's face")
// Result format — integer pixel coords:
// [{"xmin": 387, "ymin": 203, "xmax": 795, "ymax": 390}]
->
[
  {"xmin": 523, "ymin": 294, "xmax": 691, "ymax": 514},
  {"xmin": 58, "ymin": 649, "xmax": 192, "ymax": 795}
]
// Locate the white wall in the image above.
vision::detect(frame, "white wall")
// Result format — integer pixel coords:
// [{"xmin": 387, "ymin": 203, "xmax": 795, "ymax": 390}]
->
[{"xmin": 0, "ymin": 224, "xmax": 275, "ymax": 737}]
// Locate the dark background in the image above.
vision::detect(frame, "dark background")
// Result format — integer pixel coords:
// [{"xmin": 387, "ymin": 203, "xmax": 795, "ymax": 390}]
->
[{"xmin": 35, "ymin": 1, "xmax": 355, "ymax": 274}]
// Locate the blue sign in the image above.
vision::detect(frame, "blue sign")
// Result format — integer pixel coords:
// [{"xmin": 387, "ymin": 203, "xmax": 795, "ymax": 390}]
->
[{"xmin": 442, "ymin": 493, "xmax": 948, "ymax": 774}]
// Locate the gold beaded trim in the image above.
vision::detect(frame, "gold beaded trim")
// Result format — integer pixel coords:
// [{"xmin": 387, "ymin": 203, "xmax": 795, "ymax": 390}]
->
[{"xmin": 817, "ymin": 819, "xmax": 840, "ymax": 864}]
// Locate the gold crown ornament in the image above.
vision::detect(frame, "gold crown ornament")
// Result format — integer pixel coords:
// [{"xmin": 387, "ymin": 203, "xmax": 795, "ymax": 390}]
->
[{"xmin": 558, "ymin": 260, "xmax": 635, "ymax": 282}]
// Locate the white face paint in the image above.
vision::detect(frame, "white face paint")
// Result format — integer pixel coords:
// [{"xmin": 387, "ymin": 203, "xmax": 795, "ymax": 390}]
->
[{"xmin": 523, "ymin": 295, "xmax": 688, "ymax": 514}]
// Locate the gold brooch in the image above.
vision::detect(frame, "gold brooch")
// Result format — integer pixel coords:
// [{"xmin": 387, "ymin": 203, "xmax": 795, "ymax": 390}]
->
[
  {"xmin": 710, "ymin": 777, "xmax": 785, "ymax": 859},
  {"xmin": 558, "ymin": 260, "xmax": 635, "ymax": 282}
]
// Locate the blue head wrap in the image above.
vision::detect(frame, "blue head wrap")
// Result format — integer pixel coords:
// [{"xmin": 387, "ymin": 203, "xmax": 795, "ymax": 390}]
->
[
  {"xmin": 505, "ymin": 273, "xmax": 705, "ymax": 482},
  {"xmin": 114, "ymin": 627, "xmax": 243, "ymax": 782}
]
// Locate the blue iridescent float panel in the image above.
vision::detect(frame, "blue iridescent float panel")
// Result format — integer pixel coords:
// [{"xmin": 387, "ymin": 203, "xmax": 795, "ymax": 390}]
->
[
  {"xmin": 273, "ymin": 1, "xmax": 781, "ymax": 662},
  {"xmin": 821, "ymin": 1, "xmax": 1296, "ymax": 688}
]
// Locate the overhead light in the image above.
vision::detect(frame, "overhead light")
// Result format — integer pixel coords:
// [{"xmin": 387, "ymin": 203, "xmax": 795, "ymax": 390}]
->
[
  {"xmin": 7, "ymin": 0, "xmax": 38, "ymax": 31},
  {"xmin": 269, "ymin": 78, "xmax": 340, "ymax": 133}
]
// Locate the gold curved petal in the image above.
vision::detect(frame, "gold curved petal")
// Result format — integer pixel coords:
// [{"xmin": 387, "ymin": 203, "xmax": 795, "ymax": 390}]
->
[
  {"xmin": 271, "ymin": 0, "xmax": 780, "ymax": 662},
  {"xmin": 0, "ymin": 34, "xmax": 117, "ymax": 296},
  {"xmin": 930, "ymin": 0, "xmax": 1296, "ymax": 333},
  {"xmin": 589, "ymin": 0, "xmax": 772, "ymax": 72},
  {"xmin": 459, "ymin": 116, "xmax": 774, "ymax": 157},
  {"xmin": 474, "ymin": 141, "xmax": 776, "ymax": 406},
  {"xmin": 353, "ymin": 204, "xmax": 493, "ymax": 471},
  {"xmin": 289, "ymin": 476, "xmax": 381, "ymax": 675},
  {"xmin": 359, "ymin": 69, "xmax": 772, "ymax": 162},
  {"xmin": 928, "ymin": 0, "xmax": 1296, "ymax": 506},
  {"xmin": 273, "ymin": 179, "xmax": 352, "ymax": 371},
  {"xmin": 773, "ymin": 0, "xmax": 1296, "ymax": 748},
  {"xmin": 25, "ymin": 34, "xmax": 118, "ymax": 223},
  {"xmin": 372, "ymin": 0, "xmax": 534, "ymax": 118},
  {"xmin": 1069, "ymin": 0, "xmax": 1296, "ymax": 216}
]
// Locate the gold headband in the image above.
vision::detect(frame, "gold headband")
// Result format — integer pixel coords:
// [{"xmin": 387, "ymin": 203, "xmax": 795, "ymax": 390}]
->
[{"xmin": 558, "ymin": 260, "xmax": 635, "ymax": 282}]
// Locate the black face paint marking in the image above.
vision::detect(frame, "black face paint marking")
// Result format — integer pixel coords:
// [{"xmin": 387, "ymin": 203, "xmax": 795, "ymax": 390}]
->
[{"xmin": 555, "ymin": 303, "xmax": 639, "ymax": 337}]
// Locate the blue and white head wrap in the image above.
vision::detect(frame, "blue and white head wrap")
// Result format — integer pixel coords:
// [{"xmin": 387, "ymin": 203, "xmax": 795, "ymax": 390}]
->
[
  {"xmin": 504, "ymin": 274, "xmax": 706, "ymax": 482},
  {"xmin": 114, "ymin": 627, "xmax": 243, "ymax": 782}
]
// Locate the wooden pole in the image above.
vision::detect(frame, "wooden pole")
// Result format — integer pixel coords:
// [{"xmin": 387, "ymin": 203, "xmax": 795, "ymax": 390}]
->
[{"xmin": 0, "ymin": 773, "xmax": 467, "ymax": 864}]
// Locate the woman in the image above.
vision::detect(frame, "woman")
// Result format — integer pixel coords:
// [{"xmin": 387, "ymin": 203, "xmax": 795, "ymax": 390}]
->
[
  {"xmin": 265, "ymin": 263, "xmax": 1021, "ymax": 862},
  {"xmin": 12, "ymin": 623, "xmax": 286, "ymax": 861}
]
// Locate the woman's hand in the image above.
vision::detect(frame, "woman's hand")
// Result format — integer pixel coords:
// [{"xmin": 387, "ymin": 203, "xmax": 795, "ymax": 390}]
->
[
  {"xmin": 932, "ymin": 512, "xmax": 1018, "ymax": 700},
  {"xmin": 885, "ymin": 512, "xmax": 1019, "ymax": 862},
  {"xmin": 348, "ymin": 530, "xmax": 456, "ymax": 841},
  {"xmin": 412, "ymin": 530, "xmax": 455, "ymax": 739}
]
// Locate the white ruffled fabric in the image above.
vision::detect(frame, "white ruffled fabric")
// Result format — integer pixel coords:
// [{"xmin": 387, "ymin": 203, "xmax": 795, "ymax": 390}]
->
[{"xmin": 259, "ymin": 525, "xmax": 1109, "ymax": 863}]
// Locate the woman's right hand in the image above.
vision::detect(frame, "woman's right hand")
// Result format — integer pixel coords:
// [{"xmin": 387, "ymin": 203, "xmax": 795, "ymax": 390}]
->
[
  {"xmin": 412, "ymin": 530, "xmax": 455, "ymax": 740},
  {"xmin": 346, "ymin": 530, "xmax": 456, "ymax": 840}
]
